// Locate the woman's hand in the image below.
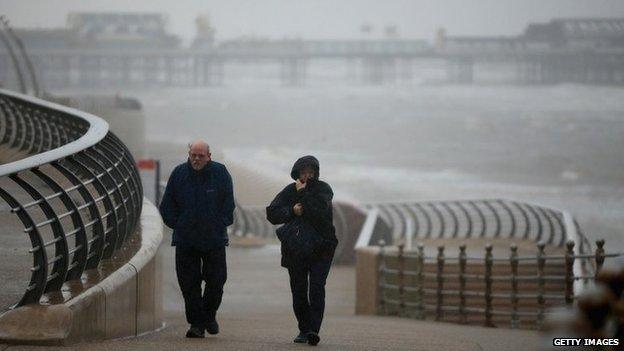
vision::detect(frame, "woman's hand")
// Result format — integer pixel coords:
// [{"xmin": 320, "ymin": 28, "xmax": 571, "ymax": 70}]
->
[
  {"xmin": 295, "ymin": 179, "xmax": 307, "ymax": 191},
  {"xmin": 293, "ymin": 203, "xmax": 303, "ymax": 216}
]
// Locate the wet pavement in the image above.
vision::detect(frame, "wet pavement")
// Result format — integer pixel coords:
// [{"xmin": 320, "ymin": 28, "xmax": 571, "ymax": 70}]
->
[{"xmin": 0, "ymin": 241, "xmax": 540, "ymax": 351}]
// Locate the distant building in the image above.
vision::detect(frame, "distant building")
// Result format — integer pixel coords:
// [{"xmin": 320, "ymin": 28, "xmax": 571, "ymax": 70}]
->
[
  {"xmin": 66, "ymin": 12, "xmax": 180, "ymax": 49},
  {"xmin": 11, "ymin": 28, "xmax": 74, "ymax": 50},
  {"xmin": 442, "ymin": 17, "xmax": 624, "ymax": 52},
  {"xmin": 443, "ymin": 36, "xmax": 523, "ymax": 52},
  {"xmin": 3, "ymin": 12, "xmax": 181, "ymax": 52},
  {"xmin": 0, "ymin": 12, "xmax": 182, "ymax": 91},
  {"xmin": 524, "ymin": 18, "xmax": 624, "ymax": 49}
]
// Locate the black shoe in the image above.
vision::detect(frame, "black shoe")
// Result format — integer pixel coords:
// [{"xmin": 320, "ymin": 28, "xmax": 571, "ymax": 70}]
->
[
  {"xmin": 307, "ymin": 331, "xmax": 320, "ymax": 346},
  {"xmin": 206, "ymin": 319, "xmax": 219, "ymax": 335},
  {"xmin": 186, "ymin": 326, "xmax": 205, "ymax": 338},
  {"xmin": 293, "ymin": 332, "xmax": 308, "ymax": 343}
]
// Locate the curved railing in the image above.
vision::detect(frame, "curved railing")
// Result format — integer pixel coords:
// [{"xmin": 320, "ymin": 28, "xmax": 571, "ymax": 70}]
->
[
  {"xmin": 364, "ymin": 199, "xmax": 592, "ymax": 252},
  {"xmin": 231, "ymin": 204, "xmax": 276, "ymax": 239},
  {"xmin": 232, "ymin": 201, "xmax": 360, "ymax": 238},
  {"xmin": 0, "ymin": 89, "xmax": 143, "ymax": 307},
  {"xmin": 230, "ymin": 201, "xmax": 366, "ymax": 263},
  {"xmin": 355, "ymin": 198, "xmax": 624, "ymax": 329}
]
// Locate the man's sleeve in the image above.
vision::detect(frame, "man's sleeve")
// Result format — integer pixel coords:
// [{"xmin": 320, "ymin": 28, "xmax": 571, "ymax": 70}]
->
[
  {"xmin": 219, "ymin": 167, "xmax": 235, "ymax": 227},
  {"xmin": 159, "ymin": 169, "xmax": 179, "ymax": 229}
]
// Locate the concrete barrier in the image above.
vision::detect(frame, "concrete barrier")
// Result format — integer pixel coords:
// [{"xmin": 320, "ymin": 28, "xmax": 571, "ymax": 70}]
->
[
  {"xmin": 0, "ymin": 199, "xmax": 164, "ymax": 345},
  {"xmin": 355, "ymin": 246, "xmax": 382, "ymax": 315}
]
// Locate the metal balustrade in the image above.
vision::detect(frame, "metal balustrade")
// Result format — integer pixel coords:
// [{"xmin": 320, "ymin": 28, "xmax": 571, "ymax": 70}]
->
[
  {"xmin": 360, "ymin": 199, "xmax": 624, "ymax": 329},
  {"xmin": 230, "ymin": 201, "xmax": 356, "ymax": 252},
  {"xmin": 0, "ymin": 89, "xmax": 143, "ymax": 307},
  {"xmin": 543, "ymin": 259, "xmax": 624, "ymax": 341},
  {"xmin": 376, "ymin": 239, "xmax": 624, "ymax": 329},
  {"xmin": 364, "ymin": 199, "xmax": 592, "ymax": 251},
  {"xmin": 230, "ymin": 205, "xmax": 276, "ymax": 239},
  {"xmin": 157, "ymin": 181, "xmax": 280, "ymax": 239}
]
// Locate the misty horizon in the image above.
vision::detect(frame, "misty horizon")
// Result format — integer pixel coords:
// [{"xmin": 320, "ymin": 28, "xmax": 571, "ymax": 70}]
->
[{"xmin": 2, "ymin": 0, "xmax": 624, "ymax": 44}]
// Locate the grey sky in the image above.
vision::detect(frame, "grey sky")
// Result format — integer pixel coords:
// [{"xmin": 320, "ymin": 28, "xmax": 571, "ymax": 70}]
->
[{"xmin": 2, "ymin": 0, "xmax": 624, "ymax": 43}]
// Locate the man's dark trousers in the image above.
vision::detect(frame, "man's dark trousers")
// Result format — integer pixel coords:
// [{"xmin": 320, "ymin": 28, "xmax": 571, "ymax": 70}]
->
[
  {"xmin": 175, "ymin": 245, "xmax": 227, "ymax": 328},
  {"xmin": 288, "ymin": 259, "xmax": 332, "ymax": 334}
]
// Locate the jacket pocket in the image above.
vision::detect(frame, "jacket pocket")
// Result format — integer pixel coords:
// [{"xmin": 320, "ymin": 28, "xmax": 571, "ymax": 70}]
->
[
  {"xmin": 276, "ymin": 225, "xmax": 288, "ymax": 242},
  {"xmin": 174, "ymin": 209, "xmax": 191, "ymax": 230}
]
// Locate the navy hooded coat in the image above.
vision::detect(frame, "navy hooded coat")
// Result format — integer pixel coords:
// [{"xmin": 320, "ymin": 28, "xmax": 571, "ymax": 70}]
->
[{"xmin": 266, "ymin": 156, "xmax": 338, "ymax": 268}]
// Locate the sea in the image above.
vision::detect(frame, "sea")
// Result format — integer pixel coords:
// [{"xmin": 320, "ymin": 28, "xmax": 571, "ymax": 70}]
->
[{"xmin": 61, "ymin": 62, "xmax": 624, "ymax": 250}]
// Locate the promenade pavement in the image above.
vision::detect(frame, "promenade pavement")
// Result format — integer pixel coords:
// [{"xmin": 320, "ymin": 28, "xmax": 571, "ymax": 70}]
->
[{"xmin": 0, "ymin": 238, "xmax": 541, "ymax": 351}]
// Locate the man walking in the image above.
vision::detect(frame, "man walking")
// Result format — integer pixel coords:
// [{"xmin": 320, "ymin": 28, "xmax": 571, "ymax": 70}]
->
[{"xmin": 159, "ymin": 141, "xmax": 235, "ymax": 338}]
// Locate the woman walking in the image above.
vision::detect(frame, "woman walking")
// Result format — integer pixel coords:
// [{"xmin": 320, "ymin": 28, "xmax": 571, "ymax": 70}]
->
[{"xmin": 266, "ymin": 155, "xmax": 338, "ymax": 346}]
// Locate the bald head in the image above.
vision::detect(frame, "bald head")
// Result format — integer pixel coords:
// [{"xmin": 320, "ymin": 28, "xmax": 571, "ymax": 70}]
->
[
  {"xmin": 188, "ymin": 140, "xmax": 211, "ymax": 170},
  {"xmin": 190, "ymin": 140, "xmax": 210, "ymax": 153}
]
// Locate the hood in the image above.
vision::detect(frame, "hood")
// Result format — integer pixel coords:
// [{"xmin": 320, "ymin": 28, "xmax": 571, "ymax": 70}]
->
[{"xmin": 290, "ymin": 155, "xmax": 320, "ymax": 181}]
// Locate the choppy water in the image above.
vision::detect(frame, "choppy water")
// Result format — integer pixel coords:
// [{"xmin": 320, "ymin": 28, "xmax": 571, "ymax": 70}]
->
[{"xmin": 69, "ymin": 71, "xmax": 624, "ymax": 249}]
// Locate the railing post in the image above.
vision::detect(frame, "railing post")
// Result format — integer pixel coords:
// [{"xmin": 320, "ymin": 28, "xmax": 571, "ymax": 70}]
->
[
  {"xmin": 595, "ymin": 239, "xmax": 605, "ymax": 276},
  {"xmin": 417, "ymin": 243, "xmax": 425, "ymax": 319},
  {"xmin": 484, "ymin": 243, "xmax": 493, "ymax": 327},
  {"xmin": 536, "ymin": 242, "xmax": 546, "ymax": 330},
  {"xmin": 510, "ymin": 243, "xmax": 519, "ymax": 329},
  {"xmin": 378, "ymin": 239, "xmax": 387, "ymax": 315},
  {"xmin": 436, "ymin": 245, "xmax": 445, "ymax": 321},
  {"xmin": 458, "ymin": 244, "xmax": 467, "ymax": 324},
  {"xmin": 398, "ymin": 243, "xmax": 405, "ymax": 316},
  {"xmin": 565, "ymin": 240, "xmax": 575, "ymax": 306}
]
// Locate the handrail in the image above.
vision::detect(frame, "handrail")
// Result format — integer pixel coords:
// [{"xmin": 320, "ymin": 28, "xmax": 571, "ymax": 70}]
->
[
  {"xmin": 0, "ymin": 88, "xmax": 109, "ymax": 175},
  {"xmin": 355, "ymin": 208, "xmax": 379, "ymax": 249},
  {"xmin": 364, "ymin": 199, "xmax": 577, "ymax": 250},
  {"xmin": 0, "ymin": 89, "xmax": 142, "ymax": 308}
]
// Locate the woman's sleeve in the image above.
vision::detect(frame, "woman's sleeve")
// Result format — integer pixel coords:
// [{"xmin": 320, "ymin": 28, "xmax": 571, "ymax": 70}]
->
[
  {"xmin": 299, "ymin": 184, "xmax": 333, "ymax": 225},
  {"xmin": 266, "ymin": 187, "xmax": 293, "ymax": 225}
]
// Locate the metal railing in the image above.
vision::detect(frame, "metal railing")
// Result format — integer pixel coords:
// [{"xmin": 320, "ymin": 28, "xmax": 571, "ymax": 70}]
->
[
  {"xmin": 225, "ymin": 199, "xmax": 360, "ymax": 265},
  {"xmin": 543, "ymin": 260, "xmax": 624, "ymax": 343},
  {"xmin": 377, "ymin": 239, "xmax": 623, "ymax": 329},
  {"xmin": 230, "ymin": 205, "xmax": 277, "ymax": 239},
  {"xmin": 157, "ymin": 182, "xmax": 279, "ymax": 239},
  {"xmin": 365, "ymin": 199, "xmax": 591, "ymax": 251},
  {"xmin": 361, "ymin": 199, "xmax": 624, "ymax": 329},
  {"xmin": 0, "ymin": 16, "xmax": 40, "ymax": 97},
  {"xmin": 229, "ymin": 201, "xmax": 355, "ymax": 246},
  {"xmin": 0, "ymin": 89, "xmax": 143, "ymax": 307}
]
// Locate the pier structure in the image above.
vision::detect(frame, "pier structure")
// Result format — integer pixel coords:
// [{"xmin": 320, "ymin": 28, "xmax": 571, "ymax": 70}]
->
[{"xmin": 1, "ymin": 14, "xmax": 624, "ymax": 88}]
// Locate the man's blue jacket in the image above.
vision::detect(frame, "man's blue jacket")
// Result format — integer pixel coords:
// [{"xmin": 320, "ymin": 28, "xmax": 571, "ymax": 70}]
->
[{"xmin": 159, "ymin": 160, "xmax": 235, "ymax": 251}]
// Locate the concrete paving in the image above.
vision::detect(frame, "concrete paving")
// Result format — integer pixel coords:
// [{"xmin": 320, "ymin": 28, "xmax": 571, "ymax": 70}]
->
[{"xmin": 0, "ymin": 235, "xmax": 541, "ymax": 351}]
